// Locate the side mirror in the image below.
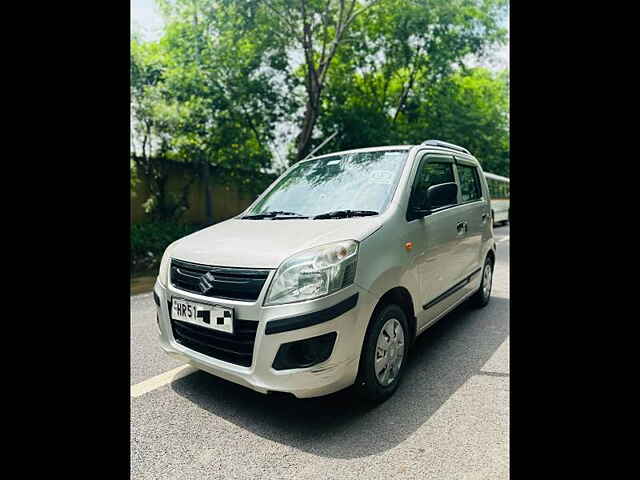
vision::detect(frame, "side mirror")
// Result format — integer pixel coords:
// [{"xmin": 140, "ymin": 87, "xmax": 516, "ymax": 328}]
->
[{"xmin": 425, "ymin": 182, "xmax": 458, "ymax": 212}]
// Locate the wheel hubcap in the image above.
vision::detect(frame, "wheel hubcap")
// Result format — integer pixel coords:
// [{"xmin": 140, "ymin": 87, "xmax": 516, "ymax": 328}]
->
[
  {"xmin": 374, "ymin": 318, "xmax": 405, "ymax": 387},
  {"xmin": 483, "ymin": 263, "xmax": 493, "ymax": 298}
]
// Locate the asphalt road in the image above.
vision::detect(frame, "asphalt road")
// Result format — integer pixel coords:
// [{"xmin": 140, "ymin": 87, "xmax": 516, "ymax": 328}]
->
[{"xmin": 131, "ymin": 225, "xmax": 509, "ymax": 479}]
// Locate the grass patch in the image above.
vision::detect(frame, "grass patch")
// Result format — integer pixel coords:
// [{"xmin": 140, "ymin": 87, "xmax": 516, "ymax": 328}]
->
[{"xmin": 131, "ymin": 222, "xmax": 204, "ymax": 276}]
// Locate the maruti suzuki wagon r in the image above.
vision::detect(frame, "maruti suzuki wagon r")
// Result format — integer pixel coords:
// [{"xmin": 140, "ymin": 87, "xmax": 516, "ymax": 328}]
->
[{"xmin": 154, "ymin": 140, "xmax": 496, "ymax": 402}]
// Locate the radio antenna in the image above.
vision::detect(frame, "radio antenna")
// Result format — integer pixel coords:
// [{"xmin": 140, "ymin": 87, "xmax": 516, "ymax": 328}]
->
[{"xmin": 302, "ymin": 131, "xmax": 338, "ymax": 161}]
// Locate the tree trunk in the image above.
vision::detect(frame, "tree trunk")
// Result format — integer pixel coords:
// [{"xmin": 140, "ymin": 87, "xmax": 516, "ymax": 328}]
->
[
  {"xmin": 295, "ymin": 99, "xmax": 319, "ymax": 162},
  {"xmin": 201, "ymin": 160, "xmax": 213, "ymax": 225},
  {"xmin": 156, "ymin": 174, "xmax": 168, "ymax": 220}
]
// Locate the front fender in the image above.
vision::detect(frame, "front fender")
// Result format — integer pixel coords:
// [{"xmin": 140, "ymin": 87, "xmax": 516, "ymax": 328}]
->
[{"xmin": 355, "ymin": 228, "xmax": 420, "ymax": 317}]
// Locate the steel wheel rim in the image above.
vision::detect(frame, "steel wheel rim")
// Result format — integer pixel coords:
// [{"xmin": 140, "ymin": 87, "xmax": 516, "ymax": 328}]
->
[
  {"xmin": 374, "ymin": 318, "xmax": 405, "ymax": 387},
  {"xmin": 483, "ymin": 262, "xmax": 493, "ymax": 299}
]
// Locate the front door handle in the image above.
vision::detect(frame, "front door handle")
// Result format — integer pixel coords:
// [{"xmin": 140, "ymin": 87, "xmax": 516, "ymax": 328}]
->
[{"xmin": 456, "ymin": 221, "xmax": 467, "ymax": 236}]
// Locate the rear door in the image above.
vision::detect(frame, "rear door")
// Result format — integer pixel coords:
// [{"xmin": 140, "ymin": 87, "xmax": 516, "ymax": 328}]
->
[
  {"xmin": 405, "ymin": 152, "xmax": 468, "ymax": 331},
  {"xmin": 454, "ymin": 158, "xmax": 490, "ymax": 291}
]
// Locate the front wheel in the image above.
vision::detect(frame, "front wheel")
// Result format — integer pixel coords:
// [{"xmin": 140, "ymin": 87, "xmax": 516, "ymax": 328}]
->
[
  {"xmin": 354, "ymin": 304, "xmax": 409, "ymax": 403},
  {"xmin": 469, "ymin": 255, "xmax": 493, "ymax": 308}
]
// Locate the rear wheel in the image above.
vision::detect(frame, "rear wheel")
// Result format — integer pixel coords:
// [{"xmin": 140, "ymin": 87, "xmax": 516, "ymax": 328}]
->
[
  {"xmin": 355, "ymin": 304, "xmax": 409, "ymax": 403},
  {"xmin": 469, "ymin": 255, "xmax": 493, "ymax": 308}
]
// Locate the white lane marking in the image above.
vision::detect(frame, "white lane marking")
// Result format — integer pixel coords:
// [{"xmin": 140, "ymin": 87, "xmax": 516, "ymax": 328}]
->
[
  {"xmin": 497, "ymin": 235, "xmax": 510, "ymax": 243},
  {"xmin": 132, "ymin": 292, "xmax": 153, "ymax": 298},
  {"xmin": 131, "ymin": 292, "xmax": 153, "ymax": 301},
  {"xmin": 131, "ymin": 365, "xmax": 197, "ymax": 398}
]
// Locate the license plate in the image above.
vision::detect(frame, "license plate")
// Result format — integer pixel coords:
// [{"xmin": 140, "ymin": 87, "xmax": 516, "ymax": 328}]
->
[{"xmin": 171, "ymin": 298, "xmax": 234, "ymax": 334}]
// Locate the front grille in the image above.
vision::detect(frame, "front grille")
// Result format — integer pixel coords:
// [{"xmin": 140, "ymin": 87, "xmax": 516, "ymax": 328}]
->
[
  {"xmin": 169, "ymin": 301, "xmax": 258, "ymax": 367},
  {"xmin": 171, "ymin": 259, "xmax": 270, "ymax": 301}
]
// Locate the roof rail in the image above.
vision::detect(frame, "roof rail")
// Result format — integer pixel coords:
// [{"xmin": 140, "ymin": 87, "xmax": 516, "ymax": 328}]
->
[{"xmin": 420, "ymin": 139, "xmax": 470, "ymax": 155}]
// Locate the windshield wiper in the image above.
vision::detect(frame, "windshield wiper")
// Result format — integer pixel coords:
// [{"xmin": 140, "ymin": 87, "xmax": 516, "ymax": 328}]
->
[
  {"xmin": 242, "ymin": 210, "xmax": 309, "ymax": 220},
  {"xmin": 313, "ymin": 210, "xmax": 379, "ymax": 220}
]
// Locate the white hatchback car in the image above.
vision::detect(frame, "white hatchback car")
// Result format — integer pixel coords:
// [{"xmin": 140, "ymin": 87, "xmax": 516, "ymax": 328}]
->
[{"xmin": 154, "ymin": 140, "xmax": 496, "ymax": 402}]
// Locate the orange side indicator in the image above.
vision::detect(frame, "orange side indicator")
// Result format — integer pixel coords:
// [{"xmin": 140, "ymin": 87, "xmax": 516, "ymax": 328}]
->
[{"xmin": 405, "ymin": 241, "xmax": 413, "ymax": 251}]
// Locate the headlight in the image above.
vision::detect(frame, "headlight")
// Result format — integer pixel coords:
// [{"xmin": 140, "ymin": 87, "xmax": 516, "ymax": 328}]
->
[
  {"xmin": 265, "ymin": 240, "xmax": 358, "ymax": 306},
  {"xmin": 158, "ymin": 245, "xmax": 173, "ymax": 287}
]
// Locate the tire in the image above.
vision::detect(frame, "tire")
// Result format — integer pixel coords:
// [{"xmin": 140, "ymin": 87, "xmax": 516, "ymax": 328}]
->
[
  {"xmin": 354, "ymin": 304, "xmax": 409, "ymax": 403},
  {"xmin": 469, "ymin": 255, "xmax": 493, "ymax": 308}
]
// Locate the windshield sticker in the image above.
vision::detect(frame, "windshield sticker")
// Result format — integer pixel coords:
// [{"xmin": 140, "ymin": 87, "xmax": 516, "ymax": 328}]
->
[
  {"xmin": 370, "ymin": 170, "xmax": 394, "ymax": 184},
  {"xmin": 384, "ymin": 152, "xmax": 405, "ymax": 161}
]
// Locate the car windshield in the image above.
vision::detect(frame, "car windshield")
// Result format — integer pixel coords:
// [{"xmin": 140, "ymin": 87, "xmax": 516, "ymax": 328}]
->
[{"xmin": 245, "ymin": 150, "xmax": 409, "ymax": 219}]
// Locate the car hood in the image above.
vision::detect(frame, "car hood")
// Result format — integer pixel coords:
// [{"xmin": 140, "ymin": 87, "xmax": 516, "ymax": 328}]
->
[{"xmin": 170, "ymin": 217, "xmax": 383, "ymax": 269}]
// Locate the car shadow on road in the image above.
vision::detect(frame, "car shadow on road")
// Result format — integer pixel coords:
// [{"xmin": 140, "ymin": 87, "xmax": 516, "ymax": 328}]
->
[{"xmin": 171, "ymin": 295, "xmax": 509, "ymax": 459}]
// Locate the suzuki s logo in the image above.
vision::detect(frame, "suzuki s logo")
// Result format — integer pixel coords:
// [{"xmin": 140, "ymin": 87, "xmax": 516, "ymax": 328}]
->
[{"xmin": 198, "ymin": 271, "xmax": 216, "ymax": 294}]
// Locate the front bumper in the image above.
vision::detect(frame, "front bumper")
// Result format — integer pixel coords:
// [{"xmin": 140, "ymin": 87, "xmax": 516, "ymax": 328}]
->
[{"xmin": 154, "ymin": 276, "xmax": 378, "ymax": 398}]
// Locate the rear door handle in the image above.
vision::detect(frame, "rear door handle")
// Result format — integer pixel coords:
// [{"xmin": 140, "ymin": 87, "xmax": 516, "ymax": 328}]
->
[
  {"xmin": 456, "ymin": 221, "xmax": 467, "ymax": 235},
  {"xmin": 481, "ymin": 212, "xmax": 488, "ymax": 222}
]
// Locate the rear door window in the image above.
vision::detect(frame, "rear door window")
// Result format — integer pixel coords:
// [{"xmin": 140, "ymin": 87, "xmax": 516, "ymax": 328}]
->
[{"xmin": 457, "ymin": 165, "xmax": 482, "ymax": 202}]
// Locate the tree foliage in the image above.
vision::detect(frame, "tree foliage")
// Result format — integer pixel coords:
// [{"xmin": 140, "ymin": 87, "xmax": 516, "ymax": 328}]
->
[
  {"xmin": 131, "ymin": 1, "xmax": 292, "ymax": 220},
  {"xmin": 130, "ymin": 0, "xmax": 510, "ymax": 220},
  {"xmin": 222, "ymin": 0, "xmax": 508, "ymax": 162},
  {"xmin": 319, "ymin": 66, "xmax": 509, "ymax": 175}
]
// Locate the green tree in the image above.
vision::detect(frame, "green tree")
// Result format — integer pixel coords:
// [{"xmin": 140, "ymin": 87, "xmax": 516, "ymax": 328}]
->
[
  {"xmin": 131, "ymin": 0, "xmax": 510, "ymax": 222},
  {"xmin": 131, "ymin": 1, "xmax": 290, "ymax": 221},
  {"xmin": 319, "ymin": 66, "xmax": 509, "ymax": 174},
  {"xmin": 131, "ymin": 39, "xmax": 175, "ymax": 219},
  {"xmin": 411, "ymin": 68, "xmax": 510, "ymax": 176},
  {"xmin": 130, "ymin": 157, "xmax": 139, "ymax": 197},
  {"xmin": 245, "ymin": 0, "xmax": 387, "ymax": 161},
  {"xmin": 226, "ymin": 0, "xmax": 507, "ymax": 162}
]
